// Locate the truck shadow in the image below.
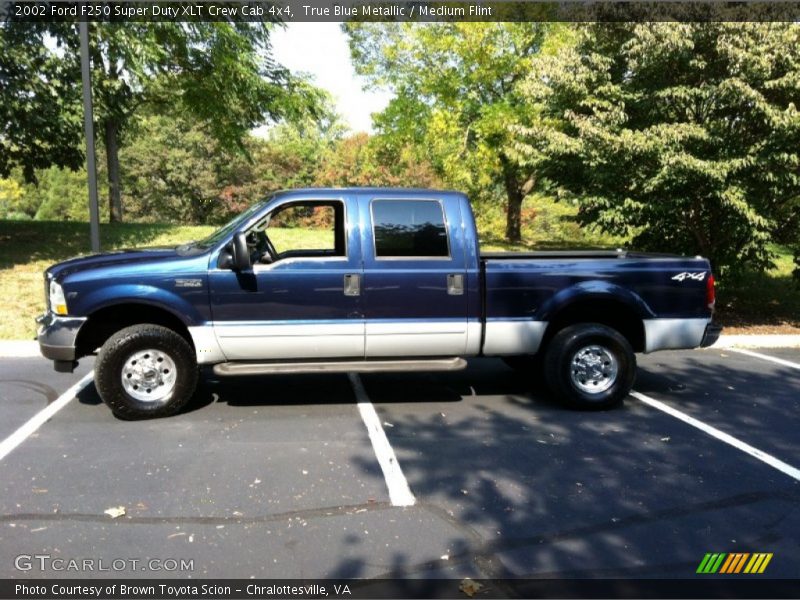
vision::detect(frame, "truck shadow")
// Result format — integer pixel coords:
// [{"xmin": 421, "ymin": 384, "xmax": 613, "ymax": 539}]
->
[
  {"xmin": 196, "ymin": 359, "xmax": 554, "ymax": 410},
  {"xmin": 325, "ymin": 356, "xmax": 798, "ymax": 579}
]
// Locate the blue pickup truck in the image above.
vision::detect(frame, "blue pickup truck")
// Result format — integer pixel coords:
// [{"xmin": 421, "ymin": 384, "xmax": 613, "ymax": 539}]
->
[{"xmin": 38, "ymin": 188, "xmax": 719, "ymax": 418}]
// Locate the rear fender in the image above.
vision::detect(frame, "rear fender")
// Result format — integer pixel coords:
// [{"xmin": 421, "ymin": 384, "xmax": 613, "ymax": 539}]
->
[{"xmin": 536, "ymin": 281, "xmax": 655, "ymax": 322}]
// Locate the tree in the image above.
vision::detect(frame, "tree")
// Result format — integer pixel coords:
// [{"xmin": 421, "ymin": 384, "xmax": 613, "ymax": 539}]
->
[
  {"xmin": 0, "ymin": 24, "xmax": 83, "ymax": 182},
  {"xmin": 0, "ymin": 176, "xmax": 28, "ymax": 220},
  {"xmin": 315, "ymin": 133, "xmax": 442, "ymax": 188},
  {"xmin": 515, "ymin": 23, "xmax": 800, "ymax": 276},
  {"xmin": 119, "ymin": 103, "xmax": 345, "ymax": 224},
  {"xmin": 0, "ymin": 22, "xmax": 321, "ymax": 222},
  {"xmin": 345, "ymin": 23, "xmax": 551, "ymax": 242},
  {"xmin": 0, "ymin": 167, "xmax": 98, "ymax": 221}
]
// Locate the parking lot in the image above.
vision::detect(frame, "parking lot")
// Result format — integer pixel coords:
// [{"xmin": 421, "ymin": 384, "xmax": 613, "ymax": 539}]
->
[{"xmin": 0, "ymin": 345, "xmax": 798, "ymax": 587}]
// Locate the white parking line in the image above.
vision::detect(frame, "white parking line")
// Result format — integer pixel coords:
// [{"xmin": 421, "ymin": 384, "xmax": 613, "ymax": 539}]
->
[
  {"xmin": 728, "ymin": 348, "xmax": 800, "ymax": 370},
  {"xmin": 0, "ymin": 371, "xmax": 94, "ymax": 462},
  {"xmin": 631, "ymin": 391, "xmax": 800, "ymax": 482},
  {"xmin": 348, "ymin": 373, "xmax": 416, "ymax": 507}
]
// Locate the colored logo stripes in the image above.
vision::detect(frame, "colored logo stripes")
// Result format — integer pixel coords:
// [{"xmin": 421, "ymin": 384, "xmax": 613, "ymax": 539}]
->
[{"xmin": 697, "ymin": 553, "xmax": 773, "ymax": 574}]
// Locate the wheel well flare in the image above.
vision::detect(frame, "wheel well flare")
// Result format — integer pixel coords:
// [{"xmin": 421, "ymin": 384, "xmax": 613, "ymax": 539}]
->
[
  {"xmin": 75, "ymin": 304, "xmax": 193, "ymax": 358},
  {"xmin": 544, "ymin": 300, "xmax": 645, "ymax": 353}
]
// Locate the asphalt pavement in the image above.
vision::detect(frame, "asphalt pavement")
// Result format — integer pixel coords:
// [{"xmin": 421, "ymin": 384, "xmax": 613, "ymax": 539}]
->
[{"xmin": 0, "ymin": 346, "xmax": 798, "ymax": 586}]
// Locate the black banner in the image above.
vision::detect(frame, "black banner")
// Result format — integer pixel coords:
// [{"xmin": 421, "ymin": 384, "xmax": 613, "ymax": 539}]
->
[
  {"xmin": 4, "ymin": 0, "xmax": 800, "ymax": 23},
  {"xmin": 3, "ymin": 578, "xmax": 800, "ymax": 599}
]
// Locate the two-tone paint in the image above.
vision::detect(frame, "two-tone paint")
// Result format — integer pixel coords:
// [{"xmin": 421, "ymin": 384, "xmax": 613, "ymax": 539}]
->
[{"xmin": 38, "ymin": 188, "xmax": 717, "ymax": 371}]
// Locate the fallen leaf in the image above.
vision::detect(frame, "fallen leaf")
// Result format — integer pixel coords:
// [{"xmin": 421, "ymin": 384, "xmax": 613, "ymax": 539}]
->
[
  {"xmin": 104, "ymin": 506, "xmax": 126, "ymax": 519},
  {"xmin": 459, "ymin": 578, "xmax": 483, "ymax": 597}
]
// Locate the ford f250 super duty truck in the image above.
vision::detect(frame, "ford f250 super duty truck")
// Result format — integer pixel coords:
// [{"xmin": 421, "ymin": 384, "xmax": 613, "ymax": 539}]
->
[{"xmin": 38, "ymin": 188, "xmax": 720, "ymax": 418}]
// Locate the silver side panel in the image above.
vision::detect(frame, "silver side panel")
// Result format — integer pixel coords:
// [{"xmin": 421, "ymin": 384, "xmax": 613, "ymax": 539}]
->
[
  {"xmin": 365, "ymin": 320, "xmax": 468, "ymax": 357},
  {"xmin": 644, "ymin": 318, "xmax": 709, "ymax": 353},
  {"xmin": 188, "ymin": 325, "xmax": 227, "ymax": 364},
  {"xmin": 464, "ymin": 320, "xmax": 483, "ymax": 356},
  {"xmin": 213, "ymin": 322, "xmax": 365, "ymax": 360},
  {"xmin": 482, "ymin": 320, "xmax": 548, "ymax": 356}
]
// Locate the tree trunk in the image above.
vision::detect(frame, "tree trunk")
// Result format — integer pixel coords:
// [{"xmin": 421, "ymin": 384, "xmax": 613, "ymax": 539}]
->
[
  {"xmin": 105, "ymin": 119, "xmax": 123, "ymax": 223},
  {"xmin": 501, "ymin": 158, "xmax": 524, "ymax": 243}
]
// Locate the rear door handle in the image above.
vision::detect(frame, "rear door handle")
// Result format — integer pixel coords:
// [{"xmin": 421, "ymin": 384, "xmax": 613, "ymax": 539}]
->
[
  {"xmin": 344, "ymin": 274, "xmax": 361, "ymax": 296},
  {"xmin": 447, "ymin": 274, "xmax": 464, "ymax": 296}
]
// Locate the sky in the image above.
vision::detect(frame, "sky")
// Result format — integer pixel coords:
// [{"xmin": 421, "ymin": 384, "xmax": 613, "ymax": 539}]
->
[{"xmin": 266, "ymin": 23, "xmax": 394, "ymax": 135}]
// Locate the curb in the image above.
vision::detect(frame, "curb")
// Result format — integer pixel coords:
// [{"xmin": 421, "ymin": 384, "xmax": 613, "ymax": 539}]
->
[
  {"xmin": 0, "ymin": 340, "xmax": 40, "ymax": 357},
  {"xmin": 708, "ymin": 334, "xmax": 800, "ymax": 349}
]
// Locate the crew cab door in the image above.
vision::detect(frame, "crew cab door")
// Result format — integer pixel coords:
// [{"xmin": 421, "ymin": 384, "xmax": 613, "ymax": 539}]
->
[
  {"xmin": 360, "ymin": 195, "xmax": 470, "ymax": 357},
  {"xmin": 209, "ymin": 195, "xmax": 364, "ymax": 360}
]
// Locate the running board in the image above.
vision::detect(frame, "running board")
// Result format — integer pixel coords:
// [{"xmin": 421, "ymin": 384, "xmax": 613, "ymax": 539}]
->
[{"xmin": 212, "ymin": 357, "xmax": 467, "ymax": 377}]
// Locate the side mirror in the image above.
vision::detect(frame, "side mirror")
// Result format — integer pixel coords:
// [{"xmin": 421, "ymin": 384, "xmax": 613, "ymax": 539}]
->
[{"xmin": 231, "ymin": 232, "xmax": 252, "ymax": 271}]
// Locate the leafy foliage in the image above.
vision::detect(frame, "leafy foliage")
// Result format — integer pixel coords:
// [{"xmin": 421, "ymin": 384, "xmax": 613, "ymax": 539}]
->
[
  {"xmin": 515, "ymin": 23, "xmax": 800, "ymax": 277},
  {"xmin": 316, "ymin": 133, "xmax": 442, "ymax": 188},
  {"xmin": 0, "ymin": 24, "xmax": 83, "ymax": 182},
  {"xmin": 345, "ymin": 23, "xmax": 554, "ymax": 241},
  {"xmin": 0, "ymin": 22, "xmax": 323, "ymax": 221}
]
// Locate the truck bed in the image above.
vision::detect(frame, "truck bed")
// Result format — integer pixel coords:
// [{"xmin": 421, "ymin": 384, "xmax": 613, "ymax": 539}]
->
[{"xmin": 481, "ymin": 250, "xmax": 681, "ymax": 260}]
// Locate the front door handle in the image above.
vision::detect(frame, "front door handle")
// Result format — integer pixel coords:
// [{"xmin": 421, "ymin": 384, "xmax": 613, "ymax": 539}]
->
[
  {"xmin": 447, "ymin": 273, "xmax": 464, "ymax": 296},
  {"xmin": 344, "ymin": 273, "xmax": 361, "ymax": 296}
]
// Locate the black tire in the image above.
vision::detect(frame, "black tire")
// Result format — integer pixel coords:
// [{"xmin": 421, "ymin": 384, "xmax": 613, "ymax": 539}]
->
[
  {"xmin": 543, "ymin": 323, "xmax": 635, "ymax": 410},
  {"xmin": 95, "ymin": 324, "xmax": 198, "ymax": 419}
]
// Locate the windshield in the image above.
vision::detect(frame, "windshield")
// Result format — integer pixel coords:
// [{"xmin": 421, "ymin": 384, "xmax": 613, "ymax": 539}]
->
[{"xmin": 192, "ymin": 200, "xmax": 269, "ymax": 250}]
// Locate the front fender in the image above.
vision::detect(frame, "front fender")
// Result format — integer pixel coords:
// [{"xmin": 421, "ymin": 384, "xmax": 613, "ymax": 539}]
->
[
  {"xmin": 536, "ymin": 280, "xmax": 655, "ymax": 322},
  {"xmin": 71, "ymin": 284, "xmax": 204, "ymax": 326}
]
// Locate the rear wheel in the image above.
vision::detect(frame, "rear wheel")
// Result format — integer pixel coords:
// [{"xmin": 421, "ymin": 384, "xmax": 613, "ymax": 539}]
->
[
  {"xmin": 95, "ymin": 324, "xmax": 198, "ymax": 419},
  {"xmin": 543, "ymin": 323, "xmax": 635, "ymax": 410}
]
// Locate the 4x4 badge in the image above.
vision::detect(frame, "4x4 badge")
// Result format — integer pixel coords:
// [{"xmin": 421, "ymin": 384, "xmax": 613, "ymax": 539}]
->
[{"xmin": 672, "ymin": 272, "xmax": 706, "ymax": 282}]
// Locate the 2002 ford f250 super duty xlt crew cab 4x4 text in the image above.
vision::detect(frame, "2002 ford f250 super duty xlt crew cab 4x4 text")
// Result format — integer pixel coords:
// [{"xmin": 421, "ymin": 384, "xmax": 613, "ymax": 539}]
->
[{"xmin": 38, "ymin": 188, "xmax": 720, "ymax": 418}]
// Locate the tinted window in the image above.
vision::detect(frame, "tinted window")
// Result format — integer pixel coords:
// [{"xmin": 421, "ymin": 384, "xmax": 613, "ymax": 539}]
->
[{"xmin": 372, "ymin": 200, "xmax": 449, "ymax": 258}]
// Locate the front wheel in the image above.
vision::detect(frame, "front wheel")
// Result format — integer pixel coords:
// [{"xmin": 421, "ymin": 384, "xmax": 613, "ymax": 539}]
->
[
  {"xmin": 95, "ymin": 324, "xmax": 198, "ymax": 419},
  {"xmin": 543, "ymin": 323, "xmax": 635, "ymax": 410}
]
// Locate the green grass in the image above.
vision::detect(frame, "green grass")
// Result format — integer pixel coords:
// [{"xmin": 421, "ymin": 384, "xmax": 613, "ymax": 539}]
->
[
  {"xmin": 269, "ymin": 227, "xmax": 333, "ymax": 253},
  {"xmin": 1, "ymin": 219, "xmax": 797, "ymax": 340},
  {"xmin": 0, "ymin": 221, "xmax": 215, "ymax": 339}
]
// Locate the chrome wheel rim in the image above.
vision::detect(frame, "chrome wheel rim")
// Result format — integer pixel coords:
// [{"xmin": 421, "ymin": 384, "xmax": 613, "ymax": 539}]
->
[
  {"xmin": 121, "ymin": 349, "xmax": 177, "ymax": 403},
  {"xmin": 570, "ymin": 345, "xmax": 618, "ymax": 394}
]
